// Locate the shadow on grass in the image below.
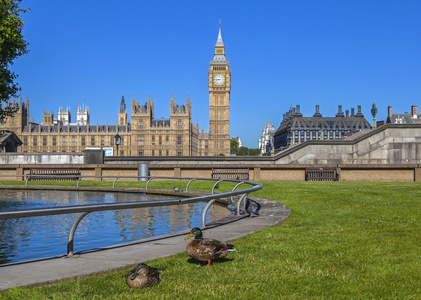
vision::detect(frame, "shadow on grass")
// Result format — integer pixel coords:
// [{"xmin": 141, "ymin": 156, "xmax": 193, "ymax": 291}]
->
[{"xmin": 186, "ymin": 257, "xmax": 234, "ymax": 267}]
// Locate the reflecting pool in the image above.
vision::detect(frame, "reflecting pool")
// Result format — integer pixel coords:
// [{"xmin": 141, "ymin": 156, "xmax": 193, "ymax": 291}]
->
[{"xmin": 0, "ymin": 190, "xmax": 228, "ymax": 264}]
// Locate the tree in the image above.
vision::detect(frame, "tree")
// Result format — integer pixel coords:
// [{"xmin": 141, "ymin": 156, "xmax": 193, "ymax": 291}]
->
[
  {"xmin": 230, "ymin": 139, "xmax": 239, "ymax": 155},
  {"xmin": 0, "ymin": 0, "xmax": 29, "ymax": 120}
]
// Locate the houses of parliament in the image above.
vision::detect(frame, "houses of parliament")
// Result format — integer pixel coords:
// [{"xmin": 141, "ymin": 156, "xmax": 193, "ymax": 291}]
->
[{"xmin": 0, "ymin": 26, "xmax": 231, "ymax": 157}]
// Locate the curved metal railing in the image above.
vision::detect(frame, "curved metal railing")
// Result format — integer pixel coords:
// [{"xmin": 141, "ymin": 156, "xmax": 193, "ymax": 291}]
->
[{"xmin": 0, "ymin": 175, "xmax": 262, "ymax": 257}]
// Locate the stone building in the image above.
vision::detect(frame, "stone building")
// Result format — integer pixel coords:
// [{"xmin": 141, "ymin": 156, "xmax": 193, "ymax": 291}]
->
[
  {"xmin": 258, "ymin": 120, "xmax": 275, "ymax": 155},
  {"xmin": 386, "ymin": 105, "xmax": 420, "ymax": 124},
  {"xmin": 0, "ymin": 25, "xmax": 231, "ymax": 156},
  {"xmin": 273, "ymin": 104, "xmax": 371, "ymax": 150}
]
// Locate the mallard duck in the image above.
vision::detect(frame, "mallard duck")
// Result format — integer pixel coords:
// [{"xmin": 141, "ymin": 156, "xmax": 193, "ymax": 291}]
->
[
  {"xmin": 126, "ymin": 263, "xmax": 161, "ymax": 288},
  {"xmin": 185, "ymin": 227, "xmax": 235, "ymax": 267},
  {"xmin": 246, "ymin": 198, "xmax": 260, "ymax": 218}
]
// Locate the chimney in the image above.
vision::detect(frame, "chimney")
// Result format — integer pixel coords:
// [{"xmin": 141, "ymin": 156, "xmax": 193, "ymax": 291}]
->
[
  {"xmin": 388, "ymin": 106, "xmax": 392, "ymax": 117},
  {"xmin": 351, "ymin": 108, "xmax": 355, "ymax": 117},
  {"xmin": 346, "ymin": 110, "xmax": 349, "ymax": 117},
  {"xmin": 336, "ymin": 105, "xmax": 344, "ymax": 117},
  {"xmin": 412, "ymin": 105, "xmax": 417, "ymax": 118},
  {"xmin": 296, "ymin": 105, "xmax": 300, "ymax": 114},
  {"xmin": 313, "ymin": 105, "xmax": 322, "ymax": 117}
]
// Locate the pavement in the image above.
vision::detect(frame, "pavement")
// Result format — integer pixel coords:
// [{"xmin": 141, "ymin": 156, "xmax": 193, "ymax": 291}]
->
[{"xmin": 0, "ymin": 196, "xmax": 290, "ymax": 291}]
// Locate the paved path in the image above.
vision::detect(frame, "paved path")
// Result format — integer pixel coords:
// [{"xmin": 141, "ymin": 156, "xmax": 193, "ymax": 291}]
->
[{"xmin": 0, "ymin": 196, "xmax": 290, "ymax": 291}]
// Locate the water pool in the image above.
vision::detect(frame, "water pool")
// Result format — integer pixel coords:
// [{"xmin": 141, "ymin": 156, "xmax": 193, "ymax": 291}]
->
[{"xmin": 0, "ymin": 190, "xmax": 228, "ymax": 264}]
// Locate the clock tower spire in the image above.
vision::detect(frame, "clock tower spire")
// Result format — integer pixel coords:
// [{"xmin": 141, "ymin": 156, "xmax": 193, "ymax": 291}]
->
[{"xmin": 208, "ymin": 21, "xmax": 231, "ymax": 156}]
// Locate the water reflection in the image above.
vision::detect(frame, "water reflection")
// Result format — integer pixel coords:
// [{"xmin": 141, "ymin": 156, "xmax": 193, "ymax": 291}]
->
[{"xmin": 0, "ymin": 190, "xmax": 228, "ymax": 264}]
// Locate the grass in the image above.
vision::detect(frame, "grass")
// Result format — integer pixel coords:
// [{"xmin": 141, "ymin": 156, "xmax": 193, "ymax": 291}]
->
[{"xmin": 2, "ymin": 181, "xmax": 421, "ymax": 299}]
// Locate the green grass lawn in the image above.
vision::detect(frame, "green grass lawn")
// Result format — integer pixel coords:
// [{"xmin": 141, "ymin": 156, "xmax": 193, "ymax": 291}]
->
[{"xmin": 2, "ymin": 181, "xmax": 421, "ymax": 299}]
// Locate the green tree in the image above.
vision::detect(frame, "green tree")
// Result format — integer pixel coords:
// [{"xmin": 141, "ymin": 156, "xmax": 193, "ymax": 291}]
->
[
  {"xmin": 0, "ymin": 0, "xmax": 29, "ymax": 120},
  {"xmin": 230, "ymin": 139, "xmax": 239, "ymax": 155}
]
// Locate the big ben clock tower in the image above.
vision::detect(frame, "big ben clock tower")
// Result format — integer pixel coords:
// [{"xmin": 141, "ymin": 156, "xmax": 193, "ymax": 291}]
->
[{"xmin": 209, "ymin": 22, "xmax": 231, "ymax": 156}]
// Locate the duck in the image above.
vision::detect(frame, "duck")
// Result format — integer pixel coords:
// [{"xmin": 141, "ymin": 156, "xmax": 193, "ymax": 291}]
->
[
  {"xmin": 185, "ymin": 227, "xmax": 236, "ymax": 267},
  {"xmin": 126, "ymin": 263, "xmax": 162, "ymax": 288},
  {"xmin": 227, "ymin": 197, "xmax": 237, "ymax": 215},
  {"xmin": 246, "ymin": 198, "xmax": 260, "ymax": 218}
]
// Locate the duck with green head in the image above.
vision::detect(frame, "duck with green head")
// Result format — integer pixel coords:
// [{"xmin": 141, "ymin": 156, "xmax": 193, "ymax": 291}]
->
[{"xmin": 184, "ymin": 227, "xmax": 236, "ymax": 267}]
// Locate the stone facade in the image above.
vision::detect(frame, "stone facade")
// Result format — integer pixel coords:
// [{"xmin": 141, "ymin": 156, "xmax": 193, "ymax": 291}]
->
[
  {"xmin": 259, "ymin": 120, "xmax": 275, "ymax": 154},
  {"xmin": 0, "ymin": 26, "xmax": 231, "ymax": 157},
  {"xmin": 274, "ymin": 104, "xmax": 371, "ymax": 150}
]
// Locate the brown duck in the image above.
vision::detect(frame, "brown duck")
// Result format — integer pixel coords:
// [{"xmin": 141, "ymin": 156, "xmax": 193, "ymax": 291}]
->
[
  {"xmin": 185, "ymin": 227, "xmax": 236, "ymax": 267},
  {"xmin": 126, "ymin": 263, "xmax": 161, "ymax": 288}
]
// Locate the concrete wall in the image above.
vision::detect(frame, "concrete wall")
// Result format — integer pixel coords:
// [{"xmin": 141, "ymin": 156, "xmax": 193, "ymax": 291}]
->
[{"xmin": 0, "ymin": 153, "xmax": 84, "ymax": 165}]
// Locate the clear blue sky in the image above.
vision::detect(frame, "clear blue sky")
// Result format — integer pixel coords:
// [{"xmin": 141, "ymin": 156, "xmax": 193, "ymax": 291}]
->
[{"xmin": 12, "ymin": 0, "xmax": 421, "ymax": 147}]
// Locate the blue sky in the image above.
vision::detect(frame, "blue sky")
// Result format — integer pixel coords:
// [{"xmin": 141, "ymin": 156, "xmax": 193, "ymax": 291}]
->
[{"xmin": 12, "ymin": 0, "xmax": 421, "ymax": 147}]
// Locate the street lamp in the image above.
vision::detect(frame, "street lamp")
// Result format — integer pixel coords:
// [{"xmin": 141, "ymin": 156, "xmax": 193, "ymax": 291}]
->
[
  {"xmin": 114, "ymin": 133, "xmax": 121, "ymax": 156},
  {"xmin": 371, "ymin": 103, "xmax": 377, "ymax": 129}
]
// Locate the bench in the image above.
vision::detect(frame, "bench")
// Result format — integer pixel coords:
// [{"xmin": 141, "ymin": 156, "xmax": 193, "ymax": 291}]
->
[
  {"xmin": 29, "ymin": 168, "xmax": 81, "ymax": 181},
  {"xmin": 305, "ymin": 167, "xmax": 338, "ymax": 181},
  {"xmin": 211, "ymin": 168, "xmax": 249, "ymax": 180}
]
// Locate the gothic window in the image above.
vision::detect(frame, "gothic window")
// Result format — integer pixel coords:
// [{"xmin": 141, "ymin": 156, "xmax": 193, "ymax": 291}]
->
[
  {"xmin": 152, "ymin": 136, "xmax": 155, "ymax": 145},
  {"xmin": 138, "ymin": 150, "xmax": 143, "ymax": 156},
  {"xmin": 159, "ymin": 150, "xmax": 162, "ymax": 156},
  {"xmin": 11, "ymin": 118, "xmax": 15, "ymax": 126},
  {"xmin": 166, "ymin": 150, "xmax": 169, "ymax": 156},
  {"xmin": 166, "ymin": 135, "xmax": 169, "ymax": 145},
  {"xmin": 177, "ymin": 150, "xmax": 182, "ymax": 156},
  {"xmin": 138, "ymin": 135, "xmax": 144, "ymax": 146},
  {"xmin": 72, "ymin": 137, "xmax": 76, "ymax": 146},
  {"xmin": 33, "ymin": 137, "xmax": 37, "ymax": 146},
  {"xmin": 43, "ymin": 137, "xmax": 47, "ymax": 146},
  {"xmin": 23, "ymin": 137, "xmax": 27, "ymax": 146},
  {"xmin": 82, "ymin": 137, "xmax": 86, "ymax": 146},
  {"xmin": 177, "ymin": 135, "xmax": 182, "ymax": 145},
  {"xmin": 100, "ymin": 137, "xmax": 104, "ymax": 146},
  {"xmin": 139, "ymin": 120, "xmax": 143, "ymax": 128},
  {"xmin": 159, "ymin": 135, "xmax": 162, "ymax": 145},
  {"xmin": 110, "ymin": 137, "xmax": 114, "ymax": 146},
  {"xmin": 121, "ymin": 137, "xmax": 124, "ymax": 146},
  {"xmin": 91, "ymin": 137, "xmax": 95, "ymax": 146},
  {"xmin": 152, "ymin": 150, "xmax": 155, "ymax": 156},
  {"xmin": 177, "ymin": 120, "xmax": 182, "ymax": 128},
  {"xmin": 62, "ymin": 137, "xmax": 66, "ymax": 147},
  {"xmin": 52, "ymin": 137, "xmax": 57, "ymax": 146}
]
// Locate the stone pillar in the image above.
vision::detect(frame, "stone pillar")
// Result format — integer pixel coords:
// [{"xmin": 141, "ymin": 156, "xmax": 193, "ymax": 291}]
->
[
  {"xmin": 253, "ymin": 167, "xmax": 261, "ymax": 181},
  {"xmin": 414, "ymin": 166, "xmax": 421, "ymax": 182},
  {"xmin": 95, "ymin": 166, "xmax": 103, "ymax": 181},
  {"xmin": 17, "ymin": 166, "xmax": 24, "ymax": 181},
  {"xmin": 174, "ymin": 167, "xmax": 181, "ymax": 178}
]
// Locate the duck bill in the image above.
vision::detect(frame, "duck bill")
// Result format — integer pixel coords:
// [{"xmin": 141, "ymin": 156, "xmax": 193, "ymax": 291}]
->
[
  {"xmin": 184, "ymin": 233, "xmax": 194, "ymax": 240},
  {"xmin": 130, "ymin": 270, "xmax": 139, "ymax": 280}
]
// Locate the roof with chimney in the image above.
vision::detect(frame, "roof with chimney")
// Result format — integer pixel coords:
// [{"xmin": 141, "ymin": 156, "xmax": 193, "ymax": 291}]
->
[
  {"xmin": 386, "ymin": 105, "xmax": 421, "ymax": 124},
  {"xmin": 275, "ymin": 105, "xmax": 371, "ymax": 132}
]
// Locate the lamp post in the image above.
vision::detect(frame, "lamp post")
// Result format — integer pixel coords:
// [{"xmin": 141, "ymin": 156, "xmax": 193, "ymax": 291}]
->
[
  {"xmin": 371, "ymin": 103, "xmax": 377, "ymax": 129},
  {"xmin": 114, "ymin": 133, "xmax": 121, "ymax": 156}
]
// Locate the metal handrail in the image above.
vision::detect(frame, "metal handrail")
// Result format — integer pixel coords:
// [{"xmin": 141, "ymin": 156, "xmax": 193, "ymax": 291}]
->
[{"xmin": 0, "ymin": 175, "xmax": 262, "ymax": 257}]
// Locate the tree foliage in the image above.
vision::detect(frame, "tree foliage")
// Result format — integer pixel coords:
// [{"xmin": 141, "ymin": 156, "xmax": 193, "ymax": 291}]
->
[
  {"xmin": 230, "ymin": 139, "xmax": 260, "ymax": 156},
  {"xmin": 0, "ymin": 0, "xmax": 29, "ymax": 120}
]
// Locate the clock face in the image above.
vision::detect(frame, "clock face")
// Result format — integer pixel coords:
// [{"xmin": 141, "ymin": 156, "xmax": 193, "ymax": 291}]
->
[{"xmin": 213, "ymin": 74, "xmax": 225, "ymax": 86}]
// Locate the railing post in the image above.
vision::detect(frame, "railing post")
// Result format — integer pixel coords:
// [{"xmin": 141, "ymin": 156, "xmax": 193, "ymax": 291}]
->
[
  {"xmin": 112, "ymin": 176, "xmax": 121, "ymax": 189},
  {"xmin": 201, "ymin": 199, "xmax": 216, "ymax": 229},
  {"xmin": 67, "ymin": 211, "xmax": 90, "ymax": 257},
  {"xmin": 186, "ymin": 178, "xmax": 196, "ymax": 192}
]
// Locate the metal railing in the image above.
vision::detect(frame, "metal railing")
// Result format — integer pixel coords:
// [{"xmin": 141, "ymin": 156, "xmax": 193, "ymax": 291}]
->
[{"xmin": 0, "ymin": 175, "xmax": 262, "ymax": 257}]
